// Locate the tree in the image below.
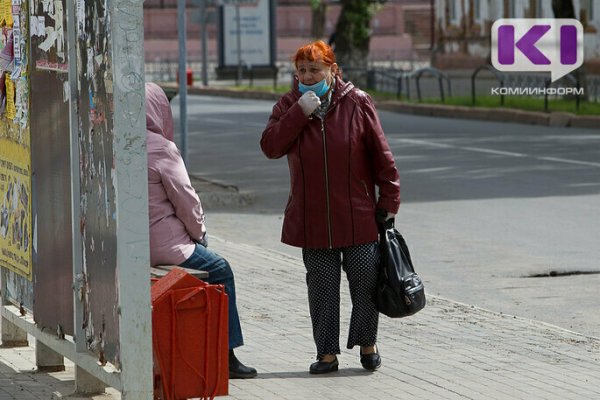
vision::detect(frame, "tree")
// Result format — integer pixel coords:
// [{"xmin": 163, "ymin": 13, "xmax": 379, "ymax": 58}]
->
[
  {"xmin": 552, "ymin": 0, "xmax": 586, "ymax": 99},
  {"xmin": 310, "ymin": 0, "xmax": 327, "ymax": 40},
  {"xmin": 551, "ymin": 0, "xmax": 575, "ymax": 18},
  {"xmin": 333, "ymin": 0, "xmax": 381, "ymax": 87}
]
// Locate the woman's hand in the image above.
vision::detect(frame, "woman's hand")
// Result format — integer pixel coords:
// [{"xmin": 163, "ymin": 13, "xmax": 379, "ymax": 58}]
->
[
  {"xmin": 376, "ymin": 208, "xmax": 395, "ymax": 229},
  {"xmin": 198, "ymin": 234, "xmax": 208, "ymax": 248},
  {"xmin": 298, "ymin": 91, "xmax": 321, "ymax": 117}
]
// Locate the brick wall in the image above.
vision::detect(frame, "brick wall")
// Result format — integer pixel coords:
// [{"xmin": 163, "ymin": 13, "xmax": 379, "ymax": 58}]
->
[
  {"xmin": 143, "ymin": 1, "xmax": 432, "ymax": 63},
  {"xmin": 143, "ymin": 2, "xmax": 431, "ymax": 40}
]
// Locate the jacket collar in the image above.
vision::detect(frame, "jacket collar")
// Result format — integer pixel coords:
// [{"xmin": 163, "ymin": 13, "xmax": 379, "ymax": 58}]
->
[
  {"xmin": 331, "ymin": 78, "xmax": 354, "ymax": 105},
  {"xmin": 292, "ymin": 76, "xmax": 354, "ymax": 107}
]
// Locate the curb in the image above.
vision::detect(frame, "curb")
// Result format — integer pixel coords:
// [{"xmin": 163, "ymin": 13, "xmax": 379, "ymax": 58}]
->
[
  {"xmin": 377, "ymin": 101, "xmax": 551, "ymax": 126},
  {"xmin": 161, "ymin": 83, "xmax": 600, "ymax": 129},
  {"xmin": 189, "ymin": 174, "xmax": 255, "ymax": 210},
  {"xmin": 377, "ymin": 101, "xmax": 600, "ymax": 128},
  {"xmin": 161, "ymin": 83, "xmax": 281, "ymax": 101}
]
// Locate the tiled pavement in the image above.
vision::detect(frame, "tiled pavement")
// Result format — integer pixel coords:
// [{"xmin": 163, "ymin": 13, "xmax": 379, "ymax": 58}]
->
[{"xmin": 1, "ymin": 237, "xmax": 599, "ymax": 399}]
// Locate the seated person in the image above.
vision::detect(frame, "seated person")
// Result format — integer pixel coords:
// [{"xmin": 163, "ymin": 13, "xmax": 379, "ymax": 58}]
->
[{"xmin": 145, "ymin": 82, "xmax": 257, "ymax": 379}]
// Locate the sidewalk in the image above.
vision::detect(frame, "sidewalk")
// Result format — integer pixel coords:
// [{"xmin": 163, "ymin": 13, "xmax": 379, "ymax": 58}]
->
[{"xmin": 1, "ymin": 236, "xmax": 599, "ymax": 399}]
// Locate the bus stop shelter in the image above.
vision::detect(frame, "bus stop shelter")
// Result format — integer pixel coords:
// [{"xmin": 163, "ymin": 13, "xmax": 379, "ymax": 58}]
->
[{"xmin": 1, "ymin": 0, "xmax": 152, "ymax": 398}]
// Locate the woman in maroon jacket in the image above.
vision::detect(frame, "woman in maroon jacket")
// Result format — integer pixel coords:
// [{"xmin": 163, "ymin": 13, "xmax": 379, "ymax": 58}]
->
[{"xmin": 261, "ymin": 40, "xmax": 400, "ymax": 374}]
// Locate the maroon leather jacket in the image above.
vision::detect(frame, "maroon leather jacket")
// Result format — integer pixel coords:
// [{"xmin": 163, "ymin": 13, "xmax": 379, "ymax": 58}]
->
[{"xmin": 261, "ymin": 78, "xmax": 400, "ymax": 249}]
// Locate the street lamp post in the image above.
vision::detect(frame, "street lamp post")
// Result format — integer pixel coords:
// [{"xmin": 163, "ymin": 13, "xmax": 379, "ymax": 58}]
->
[
  {"xmin": 200, "ymin": 0, "xmax": 209, "ymax": 86},
  {"xmin": 235, "ymin": 3, "xmax": 242, "ymax": 85},
  {"xmin": 178, "ymin": 0, "xmax": 188, "ymax": 163}
]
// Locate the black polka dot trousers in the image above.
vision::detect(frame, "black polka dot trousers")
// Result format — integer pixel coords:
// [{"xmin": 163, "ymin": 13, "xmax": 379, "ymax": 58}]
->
[{"xmin": 302, "ymin": 241, "xmax": 380, "ymax": 358}]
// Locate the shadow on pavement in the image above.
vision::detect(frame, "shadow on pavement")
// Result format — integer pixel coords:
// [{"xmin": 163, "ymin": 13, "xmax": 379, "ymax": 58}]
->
[{"xmin": 255, "ymin": 369, "xmax": 374, "ymax": 379}]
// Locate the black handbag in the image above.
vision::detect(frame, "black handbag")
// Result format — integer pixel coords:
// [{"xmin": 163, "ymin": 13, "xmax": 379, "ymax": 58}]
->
[{"xmin": 375, "ymin": 220, "xmax": 426, "ymax": 318}]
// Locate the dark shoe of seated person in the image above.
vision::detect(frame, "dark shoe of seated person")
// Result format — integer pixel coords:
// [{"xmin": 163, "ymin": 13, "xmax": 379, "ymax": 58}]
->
[
  {"xmin": 360, "ymin": 346, "xmax": 381, "ymax": 371},
  {"xmin": 309, "ymin": 355, "xmax": 339, "ymax": 374},
  {"xmin": 229, "ymin": 350, "xmax": 257, "ymax": 379}
]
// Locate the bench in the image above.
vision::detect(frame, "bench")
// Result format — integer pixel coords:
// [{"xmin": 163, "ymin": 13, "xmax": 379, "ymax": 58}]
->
[{"xmin": 151, "ymin": 265, "xmax": 209, "ymax": 280}]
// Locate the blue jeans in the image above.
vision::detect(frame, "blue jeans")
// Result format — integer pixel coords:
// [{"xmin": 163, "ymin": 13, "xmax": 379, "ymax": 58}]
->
[{"xmin": 180, "ymin": 243, "xmax": 244, "ymax": 349}]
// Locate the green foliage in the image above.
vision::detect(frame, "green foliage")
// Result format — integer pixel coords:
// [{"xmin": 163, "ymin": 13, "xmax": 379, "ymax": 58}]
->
[
  {"xmin": 309, "ymin": 0, "xmax": 321, "ymax": 10},
  {"xmin": 339, "ymin": 0, "xmax": 377, "ymax": 46}
]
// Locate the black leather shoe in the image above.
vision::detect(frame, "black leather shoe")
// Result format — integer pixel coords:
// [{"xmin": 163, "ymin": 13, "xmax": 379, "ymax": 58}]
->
[
  {"xmin": 309, "ymin": 357, "xmax": 339, "ymax": 374},
  {"xmin": 360, "ymin": 347, "xmax": 381, "ymax": 371},
  {"xmin": 229, "ymin": 350, "xmax": 257, "ymax": 379}
]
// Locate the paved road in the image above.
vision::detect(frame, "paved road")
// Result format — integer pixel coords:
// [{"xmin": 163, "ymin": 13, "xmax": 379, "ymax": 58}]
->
[{"xmin": 172, "ymin": 95, "xmax": 600, "ymax": 338}]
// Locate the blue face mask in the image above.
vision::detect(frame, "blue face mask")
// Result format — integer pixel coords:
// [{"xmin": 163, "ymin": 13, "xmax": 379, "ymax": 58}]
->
[{"xmin": 299, "ymin": 78, "xmax": 330, "ymax": 97}]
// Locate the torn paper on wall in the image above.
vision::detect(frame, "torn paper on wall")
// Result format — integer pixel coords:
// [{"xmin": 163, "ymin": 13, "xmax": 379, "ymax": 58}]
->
[
  {"xmin": 41, "ymin": 0, "xmax": 53, "ymax": 14},
  {"xmin": 87, "ymin": 47, "xmax": 94, "ymax": 79},
  {"xmin": 12, "ymin": 15, "xmax": 20, "ymax": 64},
  {"xmin": 63, "ymin": 79, "xmax": 68, "ymax": 102},
  {"xmin": 76, "ymin": 0, "xmax": 84, "ymax": 37},
  {"xmin": 37, "ymin": 0, "xmax": 64, "ymax": 61},
  {"xmin": 30, "ymin": 15, "xmax": 45, "ymax": 37},
  {"xmin": 15, "ymin": 76, "xmax": 28, "ymax": 128}
]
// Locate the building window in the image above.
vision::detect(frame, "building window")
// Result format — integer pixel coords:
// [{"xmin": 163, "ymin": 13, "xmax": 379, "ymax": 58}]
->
[
  {"xmin": 509, "ymin": 0, "xmax": 516, "ymax": 18},
  {"xmin": 590, "ymin": 0, "xmax": 595, "ymax": 20},
  {"xmin": 474, "ymin": 0, "xmax": 481, "ymax": 19}
]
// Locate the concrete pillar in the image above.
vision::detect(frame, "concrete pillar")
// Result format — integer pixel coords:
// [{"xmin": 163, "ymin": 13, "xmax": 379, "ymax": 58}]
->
[
  {"xmin": 1, "ymin": 315, "xmax": 28, "ymax": 347},
  {"xmin": 75, "ymin": 365, "xmax": 107, "ymax": 395},
  {"xmin": 35, "ymin": 340, "xmax": 65, "ymax": 372}
]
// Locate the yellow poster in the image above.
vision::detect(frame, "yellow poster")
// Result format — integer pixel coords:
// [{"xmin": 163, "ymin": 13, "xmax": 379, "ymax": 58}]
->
[
  {"xmin": 0, "ymin": 0, "xmax": 30, "ymax": 280},
  {"xmin": 5, "ymin": 75, "xmax": 15, "ymax": 119},
  {"xmin": 0, "ymin": 0, "xmax": 5, "ymax": 27},
  {"xmin": 0, "ymin": 129, "xmax": 31, "ymax": 279}
]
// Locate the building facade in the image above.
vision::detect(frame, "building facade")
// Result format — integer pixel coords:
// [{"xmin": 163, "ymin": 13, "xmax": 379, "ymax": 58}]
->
[
  {"xmin": 434, "ymin": 0, "xmax": 600, "ymax": 71},
  {"xmin": 143, "ymin": 0, "xmax": 433, "ymax": 65}
]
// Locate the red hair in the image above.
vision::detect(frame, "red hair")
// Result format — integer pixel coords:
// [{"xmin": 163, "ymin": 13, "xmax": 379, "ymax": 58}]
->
[{"xmin": 293, "ymin": 40, "xmax": 342, "ymax": 78}]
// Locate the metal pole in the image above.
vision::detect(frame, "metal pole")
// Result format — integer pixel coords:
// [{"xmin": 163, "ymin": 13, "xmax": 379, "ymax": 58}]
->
[
  {"xmin": 110, "ymin": 0, "xmax": 153, "ymax": 397},
  {"xmin": 430, "ymin": 0, "xmax": 435, "ymax": 50},
  {"xmin": 66, "ymin": 0, "xmax": 85, "ymax": 355},
  {"xmin": 236, "ymin": 3, "xmax": 242, "ymax": 85},
  {"xmin": 178, "ymin": 0, "xmax": 188, "ymax": 163},
  {"xmin": 201, "ymin": 0, "xmax": 209, "ymax": 86}
]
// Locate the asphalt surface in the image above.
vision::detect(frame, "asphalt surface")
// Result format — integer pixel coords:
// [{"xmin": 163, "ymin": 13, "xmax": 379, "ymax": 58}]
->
[
  {"xmin": 172, "ymin": 94, "xmax": 600, "ymax": 338},
  {"xmin": 1, "ymin": 237, "xmax": 599, "ymax": 399},
  {"xmin": 1, "ymin": 94, "xmax": 599, "ymax": 400}
]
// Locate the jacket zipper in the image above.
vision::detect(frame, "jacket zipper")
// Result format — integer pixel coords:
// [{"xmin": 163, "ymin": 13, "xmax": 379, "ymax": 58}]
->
[{"xmin": 320, "ymin": 118, "xmax": 333, "ymax": 248}]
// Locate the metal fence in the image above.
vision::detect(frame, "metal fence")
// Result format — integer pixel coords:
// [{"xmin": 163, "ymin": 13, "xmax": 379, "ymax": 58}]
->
[
  {"xmin": 146, "ymin": 57, "xmax": 600, "ymax": 108},
  {"xmin": 364, "ymin": 66, "xmax": 600, "ymax": 105}
]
